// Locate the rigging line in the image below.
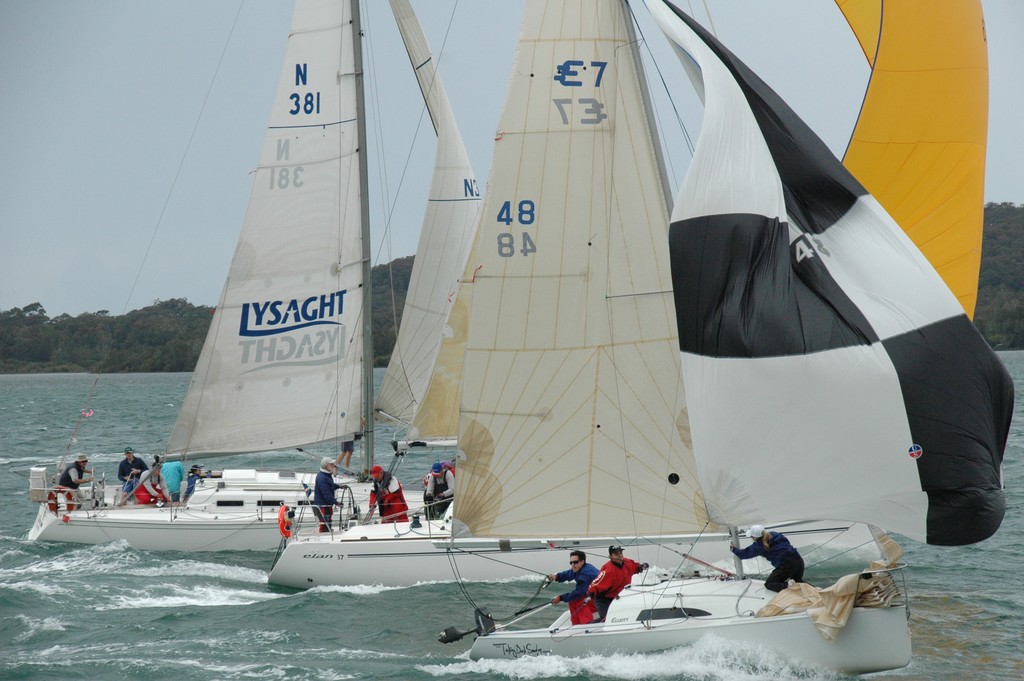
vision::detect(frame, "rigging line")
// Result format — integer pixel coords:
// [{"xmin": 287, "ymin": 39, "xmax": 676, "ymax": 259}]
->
[
  {"xmin": 444, "ymin": 547, "xmax": 549, "ymax": 624},
  {"xmin": 119, "ymin": 0, "xmax": 247, "ymax": 317},
  {"xmin": 58, "ymin": 375, "xmax": 102, "ymax": 472},
  {"xmin": 633, "ymin": 5, "xmax": 696, "ymax": 160},
  {"xmin": 362, "ymin": 13, "xmax": 402, "ymax": 402},
  {"xmin": 612, "ymin": 4, "xmax": 702, "ymax": 551},
  {"xmin": 602, "ymin": 4, "xmax": 656, "ymax": 546},
  {"xmin": 803, "ymin": 537, "xmax": 884, "ymax": 571},
  {"xmin": 699, "ymin": 0, "xmax": 719, "ymax": 38}
]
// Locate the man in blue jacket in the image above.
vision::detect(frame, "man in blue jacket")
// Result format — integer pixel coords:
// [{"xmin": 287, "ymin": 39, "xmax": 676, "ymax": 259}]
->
[
  {"xmin": 546, "ymin": 550, "xmax": 599, "ymax": 624},
  {"xmin": 313, "ymin": 457, "xmax": 341, "ymax": 532},
  {"xmin": 117, "ymin": 447, "xmax": 148, "ymax": 495},
  {"xmin": 730, "ymin": 524, "xmax": 806, "ymax": 592}
]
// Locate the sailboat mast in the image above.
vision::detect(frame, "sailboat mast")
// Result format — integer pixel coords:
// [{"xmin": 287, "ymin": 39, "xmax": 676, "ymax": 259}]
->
[
  {"xmin": 351, "ymin": 0, "xmax": 375, "ymax": 467},
  {"xmin": 623, "ymin": 4, "xmax": 674, "ymax": 211}
]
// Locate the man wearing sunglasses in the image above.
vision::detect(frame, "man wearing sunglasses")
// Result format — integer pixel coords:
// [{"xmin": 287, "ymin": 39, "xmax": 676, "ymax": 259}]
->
[{"xmin": 546, "ymin": 550, "xmax": 599, "ymax": 625}]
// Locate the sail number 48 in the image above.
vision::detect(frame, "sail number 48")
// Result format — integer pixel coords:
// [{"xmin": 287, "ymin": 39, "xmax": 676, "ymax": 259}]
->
[{"xmin": 497, "ymin": 200, "xmax": 536, "ymax": 257}]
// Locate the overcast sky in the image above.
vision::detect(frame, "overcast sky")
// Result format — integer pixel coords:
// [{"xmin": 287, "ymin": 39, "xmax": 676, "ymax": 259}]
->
[{"xmin": 2, "ymin": 0, "xmax": 1021, "ymax": 317}]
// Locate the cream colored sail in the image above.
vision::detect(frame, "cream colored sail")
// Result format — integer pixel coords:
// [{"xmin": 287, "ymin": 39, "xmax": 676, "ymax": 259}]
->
[
  {"xmin": 455, "ymin": 0, "xmax": 704, "ymax": 539},
  {"xmin": 375, "ymin": 0, "xmax": 482, "ymax": 433},
  {"xmin": 167, "ymin": 0, "xmax": 366, "ymax": 457}
]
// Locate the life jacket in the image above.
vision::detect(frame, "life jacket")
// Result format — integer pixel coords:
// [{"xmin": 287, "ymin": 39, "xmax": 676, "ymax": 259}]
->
[
  {"xmin": 370, "ymin": 472, "xmax": 409, "ymax": 523},
  {"xmin": 429, "ymin": 471, "xmax": 451, "ymax": 498}
]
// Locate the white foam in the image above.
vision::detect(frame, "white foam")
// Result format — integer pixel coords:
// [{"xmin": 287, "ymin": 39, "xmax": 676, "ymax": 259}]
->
[
  {"xmin": 94, "ymin": 583, "xmax": 283, "ymax": 611},
  {"xmin": 13, "ymin": 614, "xmax": 67, "ymax": 641},
  {"xmin": 419, "ymin": 636, "xmax": 838, "ymax": 680},
  {"xmin": 307, "ymin": 582, "xmax": 407, "ymax": 596},
  {"xmin": 131, "ymin": 559, "xmax": 268, "ymax": 584}
]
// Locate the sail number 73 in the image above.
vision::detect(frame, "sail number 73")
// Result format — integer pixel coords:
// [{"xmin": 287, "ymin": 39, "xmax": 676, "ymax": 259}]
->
[{"xmin": 496, "ymin": 200, "xmax": 536, "ymax": 257}]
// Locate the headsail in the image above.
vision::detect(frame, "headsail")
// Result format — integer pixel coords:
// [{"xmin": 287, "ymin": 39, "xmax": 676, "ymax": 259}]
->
[
  {"xmin": 838, "ymin": 0, "xmax": 988, "ymax": 317},
  {"xmin": 375, "ymin": 0, "xmax": 482, "ymax": 436},
  {"xmin": 650, "ymin": 1, "xmax": 1012, "ymax": 545},
  {"xmin": 167, "ymin": 0, "xmax": 366, "ymax": 457},
  {"xmin": 455, "ymin": 0, "xmax": 703, "ymax": 539}
]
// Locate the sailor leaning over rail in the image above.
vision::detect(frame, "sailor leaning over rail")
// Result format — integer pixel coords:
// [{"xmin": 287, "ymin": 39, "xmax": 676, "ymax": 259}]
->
[
  {"xmin": 731, "ymin": 525, "xmax": 807, "ymax": 592},
  {"xmin": 546, "ymin": 549, "xmax": 599, "ymax": 625}
]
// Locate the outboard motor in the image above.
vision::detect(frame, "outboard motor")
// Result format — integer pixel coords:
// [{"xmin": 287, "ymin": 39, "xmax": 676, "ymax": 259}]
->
[{"xmin": 437, "ymin": 609, "xmax": 496, "ymax": 644}]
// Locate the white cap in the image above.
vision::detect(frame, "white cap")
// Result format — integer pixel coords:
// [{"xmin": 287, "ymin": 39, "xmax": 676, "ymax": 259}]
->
[
  {"xmin": 746, "ymin": 525, "xmax": 765, "ymax": 538},
  {"xmin": 320, "ymin": 457, "xmax": 335, "ymax": 469}
]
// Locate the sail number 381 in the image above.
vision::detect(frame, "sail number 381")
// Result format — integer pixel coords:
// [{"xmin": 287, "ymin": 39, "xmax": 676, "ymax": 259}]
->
[{"xmin": 496, "ymin": 200, "xmax": 536, "ymax": 258}]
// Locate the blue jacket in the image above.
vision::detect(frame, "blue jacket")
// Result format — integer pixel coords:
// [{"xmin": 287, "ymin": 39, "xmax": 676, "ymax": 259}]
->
[
  {"xmin": 732, "ymin": 531, "xmax": 801, "ymax": 568},
  {"xmin": 313, "ymin": 469, "xmax": 340, "ymax": 506},
  {"xmin": 162, "ymin": 461, "xmax": 184, "ymax": 496},
  {"xmin": 117, "ymin": 457, "xmax": 148, "ymax": 483},
  {"xmin": 553, "ymin": 562, "xmax": 600, "ymax": 603}
]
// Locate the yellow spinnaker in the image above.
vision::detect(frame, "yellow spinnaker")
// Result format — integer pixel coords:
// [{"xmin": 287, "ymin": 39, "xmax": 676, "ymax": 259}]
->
[{"xmin": 837, "ymin": 0, "xmax": 988, "ymax": 317}]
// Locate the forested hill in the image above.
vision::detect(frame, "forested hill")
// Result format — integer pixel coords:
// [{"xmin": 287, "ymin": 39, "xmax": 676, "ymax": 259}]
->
[
  {"xmin": 3, "ymin": 204, "xmax": 1023, "ymax": 373},
  {"xmin": 974, "ymin": 203, "xmax": 1024, "ymax": 348},
  {"xmin": 0, "ymin": 256, "xmax": 415, "ymax": 373}
]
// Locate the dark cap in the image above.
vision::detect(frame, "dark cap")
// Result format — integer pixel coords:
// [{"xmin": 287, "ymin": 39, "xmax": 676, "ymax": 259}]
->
[
  {"xmin": 609, "ymin": 545, "xmax": 624, "ymax": 554},
  {"xmin": 124, "ymin": 447, "xmax": 134, "ymax": 454}
]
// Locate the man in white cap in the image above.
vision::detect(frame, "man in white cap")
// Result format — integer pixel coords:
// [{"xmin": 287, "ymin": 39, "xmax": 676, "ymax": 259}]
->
[
  {"xmin": 312, "ymin": 457, "xmax": 341, "ymax": 532},
  {"xmin": 730, "ymin": 524, "xmax": 806, "ymax": 592}
]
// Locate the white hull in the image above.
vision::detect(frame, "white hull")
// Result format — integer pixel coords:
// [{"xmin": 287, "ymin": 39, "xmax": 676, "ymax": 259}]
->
[
  {"xmin": 30, "ymin": 504, "xmax": 291, "ymax": 551},
  {"xmin": 469, "ymin": 577, "xmax": 911, "ymax": 674},
  {"xmin": 267, "ymin": 519, "xmax": 878, "ymax": 588},
  {"xmin": 27, "ymin": 467, "xmax": 375, "ymax": 552}
]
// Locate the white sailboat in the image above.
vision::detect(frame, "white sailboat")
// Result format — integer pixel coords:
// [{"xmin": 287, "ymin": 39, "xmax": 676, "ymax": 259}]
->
[
  {"xmin": 450, "ymin": 0, "xmax": 1011, "ymax": 674},
  {"xmin": 26, "ymin": 0, "xmax": 465, "ymax": 552},
  {"xmin": 265, "ymin": 0, "xmax": 885, "ymax": 589}
]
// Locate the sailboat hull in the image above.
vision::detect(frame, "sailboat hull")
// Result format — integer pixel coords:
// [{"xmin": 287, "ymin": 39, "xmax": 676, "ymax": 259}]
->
[
  {"xmin": 29, "ymin": 504, "xmax": 287, "ymax": 552},
  {"xmin": 469, "ymin": 579, "xmax": 911, "ymax": 674},
  {"xmin": 27, "ymin": 466, "xmax": 374, "ymax": 552},
  {"xmin": 267, "ymin": 520, "xmax": 879, "ymax": 588}
]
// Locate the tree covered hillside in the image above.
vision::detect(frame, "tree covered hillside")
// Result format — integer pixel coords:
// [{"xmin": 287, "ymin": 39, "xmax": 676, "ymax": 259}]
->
[{"xmin": 2, "ymin": 204, "xmax": 1022, "ymax": 373}]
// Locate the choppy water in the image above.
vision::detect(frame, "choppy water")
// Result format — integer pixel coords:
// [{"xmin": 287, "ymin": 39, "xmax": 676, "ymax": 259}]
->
[{"xmin": 1, "ymin": 361, "xmax": 1022, "ymax": 681}]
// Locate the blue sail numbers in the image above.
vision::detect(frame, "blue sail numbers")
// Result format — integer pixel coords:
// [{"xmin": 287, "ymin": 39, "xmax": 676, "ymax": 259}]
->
[{"xmin": 237, "ymin": 290, "xmax": 347, "ymax": 370}]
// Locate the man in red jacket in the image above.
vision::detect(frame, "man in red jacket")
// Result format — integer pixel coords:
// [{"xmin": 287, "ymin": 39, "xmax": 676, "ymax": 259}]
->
[
  {"xmin": 369, "ymin": 464, "xmax": 409, "ymax": 523},
  {"xmin": 587, "ymin": 545, "xmax": 649, "ymax": 622}
]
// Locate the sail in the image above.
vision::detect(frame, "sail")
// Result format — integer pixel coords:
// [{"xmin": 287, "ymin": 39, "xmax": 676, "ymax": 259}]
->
[
  {"xmin": 167, "ymin": 0, "xmax": 366, "ymax": 456},
  {"xmin": 837, "ymin": 0, "xmax": 988, "ymax": 318},
  {"xmin": 650, "ymin": 2, "xmax": 1012, "ymax": 545},
  {"xmin": 454, "ymin": 0, "xmax": 704, "ymax": 539},
  {"xmin": 375, "ymin": 0, "xmax": 482, "ymax": 434}
]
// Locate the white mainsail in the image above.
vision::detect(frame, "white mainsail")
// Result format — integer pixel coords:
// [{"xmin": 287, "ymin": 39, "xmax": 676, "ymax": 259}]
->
[
  {"xmin": 454, "ymin": 0, "xmax": 704, "ymax": 539},
  {"xmin": 375, "ymin": 0, "xmax": 482, "ymax": 437},
  {"xmin": 167, "ymin": 0, "xmax": 367, "ymax": 457}
]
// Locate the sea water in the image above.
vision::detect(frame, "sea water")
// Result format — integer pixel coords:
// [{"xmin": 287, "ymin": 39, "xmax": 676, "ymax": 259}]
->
[{"xmin": 1, "ymin": 361, "xmax": 1022, "ymax": 681}]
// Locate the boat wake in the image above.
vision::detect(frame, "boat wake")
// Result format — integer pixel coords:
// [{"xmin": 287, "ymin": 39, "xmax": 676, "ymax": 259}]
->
[{"xmin": 418, "ymin": 635, "xmax": 840, "ymax": 680}]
